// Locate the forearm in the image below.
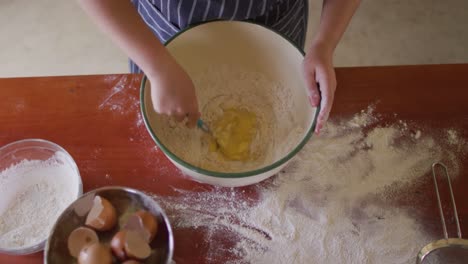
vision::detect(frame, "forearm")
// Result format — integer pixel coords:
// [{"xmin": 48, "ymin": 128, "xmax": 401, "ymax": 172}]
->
[
  {"xmin": 311, "ymin": 0, "xmax": 361, "ymax": 54},
  {"xmin": 78, "ymin": 0, "xmax": 169, "ymax": 76}
]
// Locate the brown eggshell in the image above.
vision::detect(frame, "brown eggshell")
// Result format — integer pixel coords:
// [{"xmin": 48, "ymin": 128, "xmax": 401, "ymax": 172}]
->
[
  {"xmin": 122, "ymin": 260, "xmax": 142, "ymax": 264},
  {"xmin": 110, "ymin": 230, "xmax": 127, "ymax": 260},
  {"xmin": 78, "ymin": 243, "xmax": 112, "ymax": 264},
  {"xmin": 124, "ymin": 214, "xmax": 151, "ymax": 243},
  {"xmin": 85, "ymin": 195, "xmax": 117, "ymax": 231},
  {"xmin": 124, "ymin": 210, "xmax": 158, "ymax": 243},
  {"xmin": 67, "ymin": 227, "xmax": 99, "ymax": 258},
  {"xmin": 134, "ymin": 210, "xmax": 158, "ymax": 242},
  {"xmin": 124, "ymin": 230, "xmax": 152, "ymax": 260}
]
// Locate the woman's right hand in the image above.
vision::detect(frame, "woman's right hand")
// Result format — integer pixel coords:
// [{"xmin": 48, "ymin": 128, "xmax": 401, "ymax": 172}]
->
[
  {"xmin": 77, "ymin": 0, "xmax": 200, "ymax": 127},
  {"xmin": 148, "ymin": 55, "xmax": 200, "ymax": 127}
]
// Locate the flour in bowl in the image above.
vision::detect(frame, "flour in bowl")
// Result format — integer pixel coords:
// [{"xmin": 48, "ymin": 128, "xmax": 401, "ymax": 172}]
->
[
  {"xmin": 152, "ymin": 65, "xmax": 308, "ymax": 172},
  {"xmin": 0, "ymin": 152, "xmax": 79, "ymax": 249}
]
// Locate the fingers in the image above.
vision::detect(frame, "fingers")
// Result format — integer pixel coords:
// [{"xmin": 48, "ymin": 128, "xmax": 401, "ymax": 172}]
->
[
  {"xmin": 148, "ymin": 64, "xmax": 200, "ymax": 128},
  {"xmin": 180, "ymin": 100, "xmax": 200, "ymax": 128},
  {"xmin": 154, "ymin": 105, "xmax": 200, "ymax": 128},
  {"xmin": 303, "ymin": 60, "xmax": 336, "ymax": 135},
  {"xmin": 170, "ymin": 108, "xmax": 200, "ymax": 128},
  {"xmin": 173, "ymin": 112, "xmax": 185, "ymax": 122},
  {"xmin": 185, "ymin": 111, "xmax": 200, "ymax": 128},
  {"xmin": 315, "ymin": 72, "xmax": 336, "ymax": 135},
  {"xmin": 303, "ymin": 63, "xmax": 320, "ymax": 107}
]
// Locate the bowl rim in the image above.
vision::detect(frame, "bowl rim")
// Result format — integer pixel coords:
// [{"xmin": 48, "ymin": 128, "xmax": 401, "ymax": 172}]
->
[
  {"xmin": 140, "ymin": 20, "xmax": 321, "ymax": 179},
  {"xmin": 43, "ymin": 186, "xmax": 174, "ymax": 264},
  {"xmin": 0, "ymin": 138, "xmax": 83, "ymax": 255}
]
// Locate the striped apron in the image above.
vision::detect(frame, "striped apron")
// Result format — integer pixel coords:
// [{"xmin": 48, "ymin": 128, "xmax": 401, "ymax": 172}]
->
[{"xmin": 130, "ymin": 0, "xmax": 308, "ymax": 73}]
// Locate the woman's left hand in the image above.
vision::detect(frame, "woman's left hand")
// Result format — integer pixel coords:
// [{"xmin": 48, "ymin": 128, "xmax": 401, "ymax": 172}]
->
[{"xmin": 302, "ymin": 42, "xmax": 337, "ymax": 134}]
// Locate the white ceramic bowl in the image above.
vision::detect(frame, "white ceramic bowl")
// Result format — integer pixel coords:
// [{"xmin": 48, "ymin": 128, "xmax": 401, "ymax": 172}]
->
[
  {"xmin": 141, "ymin": 21, "xmax": 319, "ymax": 187},
  {"xmin": 0, "ymin": 139, "xmax": 82, "ymax": 255}
]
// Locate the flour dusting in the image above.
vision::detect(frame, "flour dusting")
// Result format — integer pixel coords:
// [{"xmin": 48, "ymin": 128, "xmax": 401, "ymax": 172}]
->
[
  {"xmin": 99, "ymin": 76, "xmax": 127, "ymax": 110},
  {"xmin": 99, "ymin": 74, "xmax": 146, "ymax": 144},
  {"xmin": 447, "ymin": 129, "xmax": 459, "ymax": 145},
  {"xmin": 152, "ymin": 107, "xmax": 464, "ymax": 264},
  {"xmin": 99, "ymin": 75, "xmax": 141, "ymax": 117}
]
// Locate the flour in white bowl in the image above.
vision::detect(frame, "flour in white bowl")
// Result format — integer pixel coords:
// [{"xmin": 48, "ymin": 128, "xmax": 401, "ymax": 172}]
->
[
  {"xmin": 151, "ymin": 65, "xmax": 307, "ymax": 172},
  {"xmin": 0, "ymin": 152, "xmax": 80, "ymax": 249}
]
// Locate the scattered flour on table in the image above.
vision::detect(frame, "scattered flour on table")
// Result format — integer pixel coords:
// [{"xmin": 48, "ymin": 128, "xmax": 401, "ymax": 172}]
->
[
  {"xmin": 99, "ymin": 75, "xmax": 146, "ymax": 143},
  {"xmin": 414, "ymin": 130, "xmax": 422, "ymax": 139},
  {"xmin": 347, "ymin": 105, "xmax": 377, "ymax": 128},
  {"xmin": 447, "ymin": 129, "xmax": 459, "ymax": 145},
  {"xmin": 99, "ymin": 75, "xmax": 128, "ymax": 111},
  {"xmin": 153, "ymin": 107, "xmax": 463, "ymax": 264},
  {"xmin": 443, "ymin": 129, "xmax": 467, "ymax": 170},
  {"xmin": 150, "ymin": 65, "xmax": 305, "ymax": 172},
  {"xmin": 0, "ymin": 152, "xmax": 79, "ymax": 249},
  {"xmin": 99, "ymin": 75, "xmax": 142, "ymax": 119},
  {"xmin": 446, "ymin": 128, "xmax": 466, "ymax": 153}
]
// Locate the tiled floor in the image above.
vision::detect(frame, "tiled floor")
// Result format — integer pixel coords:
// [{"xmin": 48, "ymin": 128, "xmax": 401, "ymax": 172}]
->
[{"xmin": 1, "ymin": 0, "xmax": 467, "ymax": 77}]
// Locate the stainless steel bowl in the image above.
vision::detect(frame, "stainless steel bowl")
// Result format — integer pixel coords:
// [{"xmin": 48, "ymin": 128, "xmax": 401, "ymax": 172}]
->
[{"xmin": 44, "ymin": 186, "xmax": 174, "ymax": 264}]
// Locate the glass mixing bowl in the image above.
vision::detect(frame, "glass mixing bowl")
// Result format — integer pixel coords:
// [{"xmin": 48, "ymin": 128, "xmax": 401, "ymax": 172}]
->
[{"xmin": 0, "ymin": 139, "xmax": 82, "ymax": 255}]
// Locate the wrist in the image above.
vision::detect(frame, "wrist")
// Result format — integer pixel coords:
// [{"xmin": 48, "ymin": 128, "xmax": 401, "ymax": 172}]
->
[
  {"xmin": 146, "ymin": 52, "xmax": 181, "ymax": 86},
  {"xmin": 145, "ymin": 48, "xmax": 170, "ymax": 75},
  {"xmin": 309, "ymin": 38, "xmax": 334, "ymax": 58}
]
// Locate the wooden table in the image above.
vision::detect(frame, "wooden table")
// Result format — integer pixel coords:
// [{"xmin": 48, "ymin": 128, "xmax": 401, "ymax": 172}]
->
[{"xmin": 1, "ymin": 64, "xmax": 467, "ymax": 263}]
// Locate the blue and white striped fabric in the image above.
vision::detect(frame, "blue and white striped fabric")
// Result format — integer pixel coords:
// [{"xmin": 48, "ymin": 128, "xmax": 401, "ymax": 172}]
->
[{"xmin": 130, "ymin": 0, "xmax": 308, "ymax": 73}]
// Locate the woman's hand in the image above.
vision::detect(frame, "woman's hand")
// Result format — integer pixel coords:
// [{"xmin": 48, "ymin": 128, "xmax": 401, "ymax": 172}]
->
[
  {"xmin": 148, "ymin": 55, "xmax": 200, "ymax": 127},
  {"xmin": 303, "ymin": 42, "xmax": 337, "ymax": 134},
  {"xmin": 77, "ymin": 0, "xmax": 200, "ymax": 127}
]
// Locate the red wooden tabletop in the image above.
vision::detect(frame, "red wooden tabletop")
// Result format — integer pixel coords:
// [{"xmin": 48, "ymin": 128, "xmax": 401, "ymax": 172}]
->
[{"xmin": 0, "ymin": 64, "xmax": 467, "ymax": 263}]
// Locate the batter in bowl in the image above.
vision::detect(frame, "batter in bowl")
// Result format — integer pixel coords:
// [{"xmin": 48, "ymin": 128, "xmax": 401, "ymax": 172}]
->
[
  {"xmin": 153, "ymin": 65, "xmax": 305, "ymax": 173},
  {"xmin": 209, "ymin": 108, "xmax": 257, "ymax": 161}
]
